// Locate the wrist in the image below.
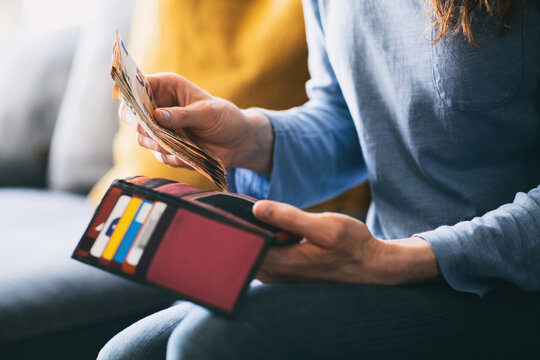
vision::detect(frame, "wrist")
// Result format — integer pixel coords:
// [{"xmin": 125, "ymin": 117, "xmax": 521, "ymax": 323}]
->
[
  {"xmin": 374, "ymin": 236, "xmax": 440, "ymax": 285},
  {"xmin": 234, "ymin": 109, "xmax": 274, "ymax": 175}
]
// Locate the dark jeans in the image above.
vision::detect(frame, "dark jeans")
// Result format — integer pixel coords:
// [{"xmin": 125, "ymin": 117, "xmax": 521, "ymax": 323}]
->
[{"xmin": 98, "ymin": 282, "xmax": 540, "ymax": 359}]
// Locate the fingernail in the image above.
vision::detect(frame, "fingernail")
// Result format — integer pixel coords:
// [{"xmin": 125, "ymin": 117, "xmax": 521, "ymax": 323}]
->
[
  {"xmin": 254, "ymin": 201, "xmax": 272, "ymax": 220},
  {"xmin": 155, "ymin": 109, "xmax": 171, "ymax": 125}
]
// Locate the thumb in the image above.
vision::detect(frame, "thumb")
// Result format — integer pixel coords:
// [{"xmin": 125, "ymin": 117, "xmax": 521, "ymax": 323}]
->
[
  {"xmin": 253, "ymin": 200, "xmax": 332, "ymax": 248},
  {"xmin": 154, "ymin": 102, "xmax": 210, "ymax": 131}
]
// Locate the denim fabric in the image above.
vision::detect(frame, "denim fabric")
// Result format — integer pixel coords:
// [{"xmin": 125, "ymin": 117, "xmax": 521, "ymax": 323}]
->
[
  {"xmin": 233, "ymin": 0, "xmax": 540, "ymax": 295},
  {"xmin": 99, "ymin": 283, "xmax": 540, "ymax": 359},
  {"xmin": 97, "ymin": 302, "xmax": 194, "ymax": 360}
]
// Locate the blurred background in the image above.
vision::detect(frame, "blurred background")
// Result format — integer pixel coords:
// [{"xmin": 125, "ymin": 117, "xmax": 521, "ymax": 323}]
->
[
  {"xmin": 0, "ymin": 0, "xmax": 368, "ymax": 212},
  {"xmin": 0, "ymin": 0, "xmax": 131, "ymax": 190},
  {"xmin": 0, "ymin": 0, "xmax": 97, "ymax": 34}
]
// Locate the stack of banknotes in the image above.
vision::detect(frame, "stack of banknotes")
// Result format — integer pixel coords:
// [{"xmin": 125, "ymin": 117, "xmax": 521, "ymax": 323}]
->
[{"xmin": 111, "ymin": 30, "xmax": 227, "ymax": 191}]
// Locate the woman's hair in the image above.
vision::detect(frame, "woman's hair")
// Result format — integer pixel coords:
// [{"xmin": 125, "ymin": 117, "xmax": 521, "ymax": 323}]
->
[{"xmin": 427, "ymin": 0, "xmax": 525, "ymax": 44}]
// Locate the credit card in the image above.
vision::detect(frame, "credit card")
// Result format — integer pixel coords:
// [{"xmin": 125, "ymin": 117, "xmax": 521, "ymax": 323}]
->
[
  {"xmin": 125, "ymin": 201, "xmax": 167, "ymax": 267},
  {"xmin": 102, "ymin": 197, "xmax": 143, "ymax": 261},
  {"xmin": 87, "ymin": 188, "xmax": 123, "ymax": 239},
  {"xmin": 113, "ymin": 200, "xmax": 153, "ymax": 263},
  {"xmin": 90, "ymin": 195, "xmax": 131, "ymax": 258},
  {"xmin": 75, "ymin": 188, "xmax": 123, "ymax": 257}
]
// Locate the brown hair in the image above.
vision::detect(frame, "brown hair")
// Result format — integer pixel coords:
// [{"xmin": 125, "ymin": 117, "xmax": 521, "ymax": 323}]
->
[{"xmin": 427, "ymin": 0, "xmax": 524, "ymax": 45}]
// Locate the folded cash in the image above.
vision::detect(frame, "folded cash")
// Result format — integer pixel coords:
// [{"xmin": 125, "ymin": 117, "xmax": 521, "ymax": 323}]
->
[{"xmin": 111, "ymin": 30, "xmax": 227, "ymax": 191}]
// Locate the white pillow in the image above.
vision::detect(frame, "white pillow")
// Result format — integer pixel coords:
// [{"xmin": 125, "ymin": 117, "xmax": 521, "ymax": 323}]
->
[
  {"xmin": 47, "ymin": 0, "xmax": 134, "ymax": 193},
  {"xmin": 0, "ymin": 27, "xmax": 79, "ymax": 187}
]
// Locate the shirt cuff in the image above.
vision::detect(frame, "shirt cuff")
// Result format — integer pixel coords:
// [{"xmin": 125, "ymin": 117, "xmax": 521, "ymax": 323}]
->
[
  {"xmin": 227, "ymin": 168, "xmax": 270, "ymax": 200},
  {"xmin": 417, "ymin": 224, "xmax": 498, "ymax": 297}
]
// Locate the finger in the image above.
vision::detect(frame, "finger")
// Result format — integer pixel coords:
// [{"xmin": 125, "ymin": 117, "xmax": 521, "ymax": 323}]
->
[
  {"xmin": 146, "ymin": 73, "xmax": 181, "ymax": 107},
  {"xmin": 160, "ymin": 153, "xmax": 192, "ymax": 169},
  {"xmin": 147, "ymin": 73, "xmax": 210, "ymax": 107},
  {"xmin": 263, "ymin": 242, "xmax": 326, "ymax": 270},
  {"xmin": 135, "ymin": 123, "xmax": 150, "ymax": 138},
  {"xmin": 151, "ymin": 150, "xmax": 163, "ymax": 163},
  {"xmin": 136, "ymin": 132, "xmax": 170, "ymax": 154},
  {"xmin": 256, "ymin": 269, "xmax": 308, "ymax": 284},
  {"xmin": 151, "ymin": 147, "xmax": 190, "ymax": 169},
  {"xmin": 257, "ymin": 245, "xmax": 311, "ymax": 283},
  {"xmin": 119, "ymin": 103, "xmax": 138, "ymax": 129},
  {"xmin": 253, "ymin": 201, "xmax": 337, "ymax": 248},
  {"xmin": 135, "ymin": 124, "xmax": 170, "ymax": 154},
  {"xmin": 258, "ymin": 243, "xmax": 334, "ymax": 282},
  {"xmin": 153, "ymin": 101, "xmax": 212, "ymax": 131}
]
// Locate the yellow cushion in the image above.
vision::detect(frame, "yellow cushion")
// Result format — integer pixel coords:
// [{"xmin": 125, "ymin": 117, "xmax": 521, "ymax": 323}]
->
[
  {"xmin": 89, "ymin": 0, "xmax": 310, "ymax": 204},
  {"xmin": 307, "ymin": 183, "xmax": 371, "ymax": 220}
]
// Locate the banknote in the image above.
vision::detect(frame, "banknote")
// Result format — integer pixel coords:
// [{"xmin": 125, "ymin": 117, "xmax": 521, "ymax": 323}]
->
[{"xmin": 111, "ymin": 30, "xmax": 227, "ymax": 191}]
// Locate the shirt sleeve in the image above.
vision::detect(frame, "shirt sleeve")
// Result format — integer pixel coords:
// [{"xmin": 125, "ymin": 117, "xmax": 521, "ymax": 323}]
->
[
  {"xmin": 417, "ymin": 184, "xmax": 540, "ymax": 295},
  {"xmin": 231, "ymin": 0, "xmax": 367, "ymax": 208}
]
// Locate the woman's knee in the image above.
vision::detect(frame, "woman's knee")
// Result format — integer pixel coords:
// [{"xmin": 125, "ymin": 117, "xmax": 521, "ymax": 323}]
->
[
  {"xmin": 166, "ymin": 304, "xmax": 288, "ymax": 360},
  {"xmin": 98, "ymin": 302, "xmax": 193, "ymax": 360}
]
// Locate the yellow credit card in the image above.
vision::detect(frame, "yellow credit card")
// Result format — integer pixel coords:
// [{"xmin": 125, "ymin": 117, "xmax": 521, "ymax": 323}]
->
[{"xmin": 102, "ymin": 197, "xmax": 143, "ymax": 261}]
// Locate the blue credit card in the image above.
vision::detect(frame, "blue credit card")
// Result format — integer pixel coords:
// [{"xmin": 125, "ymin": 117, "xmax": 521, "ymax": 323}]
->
[{"xmin": 113, "ymin": 200, "xmax": 153, "ymax": 263}]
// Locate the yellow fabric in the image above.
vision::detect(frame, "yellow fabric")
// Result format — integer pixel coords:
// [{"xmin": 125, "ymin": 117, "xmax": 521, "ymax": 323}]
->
[
  {"xmin": 307, "ymin": 183, "xmax": 371, "ymax": 220},
  {"xmin": 89, "ymin": 0, "xmax": 310, "ymax": 204}
]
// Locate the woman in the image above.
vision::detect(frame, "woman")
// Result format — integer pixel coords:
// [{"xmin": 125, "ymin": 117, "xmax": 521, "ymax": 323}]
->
[{"xmin": 99, "ymin": 0, "xmax": 540, "ymax": 358}]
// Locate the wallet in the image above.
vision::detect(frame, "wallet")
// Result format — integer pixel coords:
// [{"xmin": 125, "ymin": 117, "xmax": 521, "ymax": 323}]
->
[{"xmin": 72, "ymin": 176, "xmax": 300, "ymax": 315}]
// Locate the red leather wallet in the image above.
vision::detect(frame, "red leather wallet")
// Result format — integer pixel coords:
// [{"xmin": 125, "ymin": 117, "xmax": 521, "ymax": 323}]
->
[{"xmin": 72, "ymin": 176, "xmax": 300, "ymax": 315}]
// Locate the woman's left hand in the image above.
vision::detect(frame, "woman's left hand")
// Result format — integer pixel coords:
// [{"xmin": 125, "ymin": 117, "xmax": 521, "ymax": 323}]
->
[{"xmin": 252, "ymin": 200, "xmax": 440, "ymax": 285}]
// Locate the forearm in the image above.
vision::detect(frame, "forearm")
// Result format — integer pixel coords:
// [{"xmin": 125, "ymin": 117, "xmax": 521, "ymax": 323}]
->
[
  {"xmin": 418, "ymin": 185, "xmax": 540, "ymax": 295},
  {"xmin": 374, "ymin": 237, "xmax": 440, "ymax": 285}
]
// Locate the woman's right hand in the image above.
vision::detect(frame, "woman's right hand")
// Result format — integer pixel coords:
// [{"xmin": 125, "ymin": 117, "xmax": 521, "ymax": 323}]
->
[{"xmin": 119, "ymin": 72, "xmax": 274, "ymax": 175}]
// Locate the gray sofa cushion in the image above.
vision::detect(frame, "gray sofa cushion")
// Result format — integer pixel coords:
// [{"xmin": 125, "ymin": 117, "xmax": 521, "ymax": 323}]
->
[
  {"xmin": 0, "ymin": 189, "xmax": 173, "ymax": 343},
  {"xmin": 0, "ymin": 28, "xmax": 79, "ymax": 187},
  {"xmin": 48, "ymin": 0, "xmax": 135, "ymax": 193}
]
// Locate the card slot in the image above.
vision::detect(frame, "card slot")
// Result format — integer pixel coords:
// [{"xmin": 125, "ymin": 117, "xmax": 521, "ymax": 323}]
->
[
  {"xmin": 93, "ymin": 193, "xmax": 152, "ymax": 263},
  {"xmin": 153, "ymin": 182, "xmax": 204, "ymax": 197},
  {"xmin": 102, "ymin": 197, "xmax": 144, "ymax": 261},
  {"xmin": 125, "ymin": 175, "xmax": 151, "ymax": 184},
  {"xmin": 138, "ymin": 177, "xmax": 177, "ymax": 189},
  {"xmin": 135, "ymin": 205, "xmax": 177, "ymax": 278},
  {"xmin": 182, "ymin": 198, "xmax": 272, "ymax": 236},
  {"xmin": 90, "ymin": 194, "xmax": 132, "ymax": 258},
  {"xmin": 115, "ymin": 180, "xmax": 271, "ymax": 239},
  {"xmin": 194, "ymin": 193, "xmax": 301, "ymax": 245},
  {"xmin": 175, "ymin": 190, "xmax": 211, "ymax": 198},
  {"xmin": 194, "ymin": 193, "xmax": 276, "ymax": 231},
  {"xmin": 113, "ymin": 200, "xmax": 154, "ymax": 263},
  {"xmin": 122, "ymin": 201, "xmax": 167, "ymax": 274},
  {"xmin": 76, "ymin": 187, "xmax": 123, "ymax": 254}
]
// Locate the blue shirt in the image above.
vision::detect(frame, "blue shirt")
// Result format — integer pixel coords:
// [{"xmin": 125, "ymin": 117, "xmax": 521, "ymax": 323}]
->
[{"xmin": 230, "ymin": 0, "xmax": 540, "ymax": 296}]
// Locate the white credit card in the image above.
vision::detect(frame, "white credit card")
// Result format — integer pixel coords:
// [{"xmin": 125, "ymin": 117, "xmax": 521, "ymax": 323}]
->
[
  {"xmin": 90, "ymin": 195, "xmax": 131, "ymax": 258},
  {"xmin": 125, "ymin": 201, "xmax": 167, "ymax": 266}
]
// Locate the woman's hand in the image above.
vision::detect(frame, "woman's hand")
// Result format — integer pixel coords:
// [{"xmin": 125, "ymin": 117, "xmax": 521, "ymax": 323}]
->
[
  {"xmin": 119, "ymin": 72, "xmax": 274, "ymax": 174},
  {"xmin": 253, "ymin": 200, "xmax": 440, "ymax": 285}
]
